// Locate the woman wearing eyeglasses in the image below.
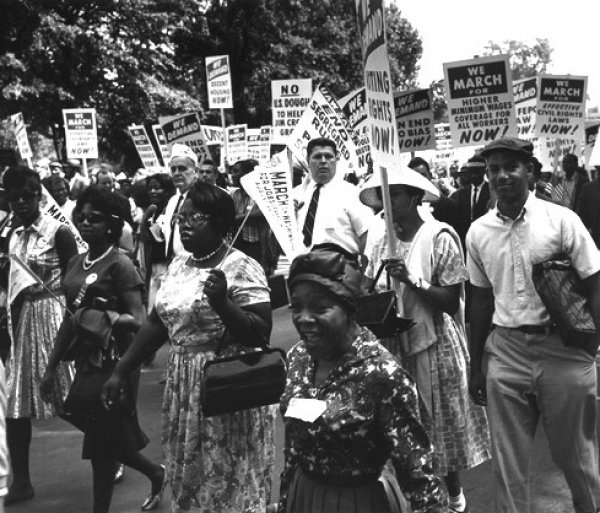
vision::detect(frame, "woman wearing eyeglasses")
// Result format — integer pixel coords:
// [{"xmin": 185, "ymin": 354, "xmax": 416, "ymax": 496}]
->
[
  {"xmin": 42, "ymin": 186, "xmax": 164, "ymax": 513},
  {"xmin": 102, "ymin": 181, "xmax": 277, "ymax": 513},
  {"xmin": 3, "ymin": 166, "xmax": 77, "ymax": 505}
]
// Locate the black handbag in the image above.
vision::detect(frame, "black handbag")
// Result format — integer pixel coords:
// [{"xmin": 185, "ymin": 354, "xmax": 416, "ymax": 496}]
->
[
  {"xmin": 532, "ymin": 256, "xmax": 599, "ymax": 356},
  {"xmin": 201, "ymin": 333, "xmax": 288, "ymax": 418},
  {"xmin": 356, "ymin": 261, "xmax": 414, "ymax": 338}
]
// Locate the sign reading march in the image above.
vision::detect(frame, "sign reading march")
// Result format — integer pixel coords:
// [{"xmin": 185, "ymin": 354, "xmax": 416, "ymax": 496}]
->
[
  {"xmin": 535, "ymin": 75, "xmax": 587, "ymax": 139},
  {"xmin": 355, "ymin": 0, "xmax": 398, "ymax": 171},
  {"xmin": 205, "ymin": 55, "xmax": 233, "ymax": 109},
  {"xmin": 128, "ymin": 125, "xmax": 161, "ymax": 170},
  {"xmin": 394, "ymin": 89, "xmax": 435, "ymax": 152},
  {"xmin": 160, "ymin": 113, "xmax": 211, "ymax": 164},
  {"xmin": 271, "ymin": 79, "xmax": 312, "ymax": 145},
  {"xmin": 444, "ymin": 55, "xmax": 517, "ymax": 147},
  {"xmin": 63, "ymin": 108, "xmax": 98, "ymax": 159},
  {"xmin": 513, "ymin": 77, "xmax": 537, "ymax": 140}
]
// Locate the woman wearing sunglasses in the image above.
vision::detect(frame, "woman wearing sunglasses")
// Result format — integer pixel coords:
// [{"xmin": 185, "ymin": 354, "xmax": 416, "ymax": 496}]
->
[
  {"xmin": 42, "ymin": 186, "xmax": 164, "ymax": 513},
  {"xmin": 3, "ymin": 166, "xmax": 77, "ymax": 505},
  {"xmin": 102, "ymin": 181, "xmax": 277, "ymax": 513}
]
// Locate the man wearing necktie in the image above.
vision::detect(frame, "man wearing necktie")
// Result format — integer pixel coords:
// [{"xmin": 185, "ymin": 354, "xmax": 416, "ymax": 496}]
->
[{"xmin": 294, "ymin": 138, "xmax": 373, "ymax": 255}]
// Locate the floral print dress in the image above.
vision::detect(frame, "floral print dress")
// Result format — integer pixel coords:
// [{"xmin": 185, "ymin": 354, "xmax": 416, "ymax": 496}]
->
[{"xmin": 155, "ymin": 249, "xmax": 277, "ymax": 512}]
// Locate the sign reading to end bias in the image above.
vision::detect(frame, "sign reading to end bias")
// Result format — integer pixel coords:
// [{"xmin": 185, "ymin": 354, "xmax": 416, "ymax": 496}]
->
[
  {"xmin": 205, "ymin": 55, "xmax": 233, "ymax": 109},
  {"xmin": 443, "ymin": 55, "xmax": 517, "ymax": 148},
  {"xmin": 394, "ymin": 89, "xmax": 435, "ymax": 152},
  {"xmin": 63, "ymin": 108, "xmax": 98, "ymax": 159},
  {"xmin": 271, "ymin": 79, "xmax": 312, "ymax": 145},
  {"xmin": 535, "ymin": 75, "xmax": 587, "ymax": 140}
]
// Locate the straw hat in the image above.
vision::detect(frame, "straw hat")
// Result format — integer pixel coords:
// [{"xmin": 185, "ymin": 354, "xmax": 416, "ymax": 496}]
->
[{"xmin": 359, "ymin": 167, "xmax": 440, "ymax": 210}]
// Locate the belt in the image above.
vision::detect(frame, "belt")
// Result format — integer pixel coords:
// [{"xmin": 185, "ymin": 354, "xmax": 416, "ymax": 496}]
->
[
  {"xmin": 300, "ymin": 467, "xmax": 378, "ymax": 487},
  {"xmin": 502, "ymin": 324, "xmax": 557, "ymax": 335}
]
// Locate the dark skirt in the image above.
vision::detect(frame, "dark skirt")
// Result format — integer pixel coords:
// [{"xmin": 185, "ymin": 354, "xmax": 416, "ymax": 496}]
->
[{"xmin": 286, "ymin": 465, "xmax": 407, "ymax": 513}]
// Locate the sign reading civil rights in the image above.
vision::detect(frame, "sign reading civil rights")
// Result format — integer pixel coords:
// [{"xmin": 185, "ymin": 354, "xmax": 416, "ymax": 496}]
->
[
  {"xmin": 443, "ymin": 55, "xmax": 517, "ymax": 148},
  {"xmin": 535, "ymin": 75, "xmax": 587, "ymax": 140},
  {"xmin": 226, "ymin": 124, "xmax": 248, "ymax": 165},
  {"xmin": 10, "ymin": 112, "xmax": 32, "ymax": 160},
  {"xmin": 205, "ymin": 55, "xmax": 233, "ymax": 109},
  {"xmin": 394, "ymin": 89, "xmax": 435, "ymax": 152},
  {"xmin": 339, "ymin": 88, "xmax": 371, "ymax": 173},
  {"xmin": 288, "ymin": 84, "xmax": 361, "ymax": 173},
  {"xmin": 160, "ymin": 113, "xmax": 211, "ymax": 164},
  {"xmin": 355, "ymin": 0, "xmax": 398, "ymax": 172},
  {"xmin": 152, "ymin": 124, "xmax": 169, "ymax": 164},
  {"xmin": 128, "ymin": 125, "xmax": 161, "ymax": 170},
  {"xmin": 63, "ymin": 108, "xmax": 98, "ymax": 159},
  {"xmin": 513, "ymin": 77, "xmax": 537, "ymax": 140},
  {"xmin": 271, "ymin": 79, "xmax": 312, "ymax": 145}
]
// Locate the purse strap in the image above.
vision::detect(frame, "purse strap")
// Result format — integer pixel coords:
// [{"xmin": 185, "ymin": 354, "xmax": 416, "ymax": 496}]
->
[{"xmin": 368, "ymin": 261, "xmax": 391, "ymax": 294}]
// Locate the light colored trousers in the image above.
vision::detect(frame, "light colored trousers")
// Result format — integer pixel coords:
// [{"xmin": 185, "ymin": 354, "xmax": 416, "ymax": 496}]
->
[{"xmin": 485, "ymin": 327, "xmax": 600, "ymax": 513}]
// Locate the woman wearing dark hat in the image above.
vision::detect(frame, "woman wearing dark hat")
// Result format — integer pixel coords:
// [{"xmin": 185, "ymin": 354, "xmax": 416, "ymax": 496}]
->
[
  {"xmin": 360, "ymin": 169, "xmax": 491, "ymax": 513},
  {"xmin": 276, "ymin": 243, "xmax": 445, "ymax": 513},
  {"xmin": 41, "ymin": 186, "xmax": 164, "ymax": 513}
]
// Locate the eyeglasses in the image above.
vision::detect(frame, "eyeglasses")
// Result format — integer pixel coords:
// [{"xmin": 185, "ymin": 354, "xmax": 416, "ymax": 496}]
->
[
  {"xmin": 7, "ymin": 190, "xmax": 38, "ymax": 203},
  {"xmin": 75, "ymin": 212, "xmax": 107, "ymax": 224},
  {"xmin": 172, "ymin": 213, "xmax": 211, "ymax": 227}
]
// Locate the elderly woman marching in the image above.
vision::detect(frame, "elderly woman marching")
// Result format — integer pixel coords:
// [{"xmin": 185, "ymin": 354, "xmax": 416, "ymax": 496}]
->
[
  {"xmin": 360, "ymin": 169, "xmax": 491, "ymax": 513},
  {"xmin": 276, "ymin": 243, "xmax": 446, "ymax": 513}
]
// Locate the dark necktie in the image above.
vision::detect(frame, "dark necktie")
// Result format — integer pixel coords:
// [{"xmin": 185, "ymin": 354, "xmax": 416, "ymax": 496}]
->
[
  {"xmin": 302, "ymin": 184, "xmax": 322, "ymax": 247},
  {"xmin": 167, "ymin": 193, "xmax": 184, "ymax": 259},
  {"xmin": 471, "ymin": 185, "xmax": 478, "ymax": 221}
]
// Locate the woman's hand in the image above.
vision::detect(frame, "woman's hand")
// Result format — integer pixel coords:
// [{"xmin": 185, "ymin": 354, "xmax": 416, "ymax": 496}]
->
[
  {"xmin": 40, "ymin": 368, "xmax": 55, "ymax": 403},
  {"xmin": 101, "ymin": 372, "xmax": 128, "ymax": 411},
  {"xmin": 384, "ymin": 258, "xmax": 415, "ymax": 286},
  {"xmin": 113, "ymin": 312, "xmax": 141, "ymax": 332},
  {"xmin": 204, "ymin": 269, "xmax": 228, "ymax": 308}
]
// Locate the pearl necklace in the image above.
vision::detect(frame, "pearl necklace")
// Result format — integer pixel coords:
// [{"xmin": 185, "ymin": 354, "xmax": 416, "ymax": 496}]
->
[
  {"xmin": 190, "ymin": 240, "xmax": 227, "ymax": 263},
  {"xmin": 82, "ymin": 245, "xmax": 114, "ymax": 271}
]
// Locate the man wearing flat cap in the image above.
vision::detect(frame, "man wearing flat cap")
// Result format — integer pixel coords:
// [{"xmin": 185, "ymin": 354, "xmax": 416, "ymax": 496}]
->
[{"xmin": 466, "ymin": 137, "xmax": 600, "ymax": 512}]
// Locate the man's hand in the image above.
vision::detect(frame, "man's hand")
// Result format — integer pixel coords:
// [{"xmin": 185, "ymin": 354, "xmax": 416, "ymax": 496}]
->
[{"xmin": 469, "ymin": 369, "xmax": 487, "ymax": 406}]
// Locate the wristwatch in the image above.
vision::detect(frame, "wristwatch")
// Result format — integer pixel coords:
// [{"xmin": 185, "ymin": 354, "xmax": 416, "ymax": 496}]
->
[{"xmin": 412, "ymin": 277, "xmax": 431, "ymax": 291}]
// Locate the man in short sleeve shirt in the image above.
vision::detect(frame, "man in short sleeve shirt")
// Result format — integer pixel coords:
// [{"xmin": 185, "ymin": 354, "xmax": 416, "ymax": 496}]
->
[{"xmin": 466, "ymin": 137, "xmax": 600, "ymax": 513}]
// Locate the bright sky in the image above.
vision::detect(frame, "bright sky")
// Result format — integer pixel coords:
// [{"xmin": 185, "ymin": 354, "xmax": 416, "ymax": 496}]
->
[{"xmin": 394, "ymin": 0, "xmax": 600, "ymax": 108}]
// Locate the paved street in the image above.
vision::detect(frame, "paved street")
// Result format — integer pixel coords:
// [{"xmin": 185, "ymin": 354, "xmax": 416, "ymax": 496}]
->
[{"xmin": 9, "ymin": 307, "xmax": 580, "ymax": 512}]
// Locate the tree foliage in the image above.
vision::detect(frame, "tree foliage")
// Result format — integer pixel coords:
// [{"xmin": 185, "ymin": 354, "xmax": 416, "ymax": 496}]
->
[
  {"xmin": 1, "ymin": 0, "xmax": 422, "ymax": 165},
  {"xmin": 483, "ymin": 38, "xmax": 553, "ymax": 80}
]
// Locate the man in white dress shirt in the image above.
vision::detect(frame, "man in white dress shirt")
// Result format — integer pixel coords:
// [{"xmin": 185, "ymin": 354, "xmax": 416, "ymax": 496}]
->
[{"xmin": 294, "ymin": 137, "xmax": 372, "ymax": 255}]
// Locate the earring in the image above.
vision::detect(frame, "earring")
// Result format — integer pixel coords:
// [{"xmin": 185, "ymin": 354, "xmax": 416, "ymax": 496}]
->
[{"xmin": 107, "ymin": 229, "xmax": 112, "ymax": 234}]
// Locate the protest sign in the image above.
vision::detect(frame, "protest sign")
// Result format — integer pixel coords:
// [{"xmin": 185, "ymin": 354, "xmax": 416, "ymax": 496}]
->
[
  {"xmin": 584, "ymin": 121, "xmax": 600, "ymax": 167},
  {"xmin": 63, "ymin": 108, "xmax": 98, "ymax": 159},
  {"xmin": 513, "ymin": 77, "xmax": 537, "ymax": 140},
  {"xmin": 128, "ymin": 125, "xmax": 161, "ymax": 170},
  {"xmin": 536, "ymin": 137, "xmax": 580, "ymax": 172},
  {"xmin": 240, "ymin": 159, "xmax": 302, "ymax": 259},
  {"xmin": 535, "ymin": 75, "xmax": 587, "ymax": 140},
  {"xmin": 435, "ymin": 123, "xmax": 452, "ymax": 151},
  {"xmin": 41, "ymin": 187, "xmax": 87, "ymax": 251},
  {"xmin": 259, "ymin": 126, "xmax": 272, "ymax": 164},
  {"xmin": 288, "ymin": 84, "xmax": 361, "ymax": 173},
  {"xmin": 226, "ymin": 124, "xmax": 248, "ymax": 165},
  {"xmin": 160, "ymin": 112, "xmax": 211, "ymax": 164},
  {"xmin": 443, "ymin": 55, "xmax": 517, "ymax": 147},
  {"xmin": 202, "ymin": 125, "xmax": 224, "ymax": 146},
  {"xmin": 205, "ymin": 55, "xmax": 233, "ymax": 109},
  {"xmin": 394, "ymin": 89, "xmax": 435, "ymax": 152},
  {"xmin": 247, "ymin": 128, "xmax": 261, "ymax": 161},
  {"xmin": 152, "ymin": 124, "xmax": 169, "ymax": 164},
  {"xmin": 10, "ymin": 112, "xmax": 32, "ymax": 161},
  {"xmin": 271, "ymin": 79, "xmax": 312, "ymax": 145},
  {"xmin": 339, "ymin": 87, "xmax": 371, "ymax": 173}
]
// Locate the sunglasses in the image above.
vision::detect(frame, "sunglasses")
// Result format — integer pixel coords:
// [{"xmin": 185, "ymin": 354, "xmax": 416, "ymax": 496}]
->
[
  {"xmin": 7, "ymin": 190, "xmax": 39, "ymax": 203},
  {"xmin": 172, "ymin": 213, "xmax": 211, "ymax": 227},
  {"xmin": 75, "ymin": 212, "xmax": 108, "ymax": 224}
]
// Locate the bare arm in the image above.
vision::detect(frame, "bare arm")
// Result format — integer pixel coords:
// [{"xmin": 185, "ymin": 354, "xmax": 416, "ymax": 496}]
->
[
  {"xmin": 468, "ymin": 285, "xmax": 494, "ymax": 405},
  {"xmin": 583, "ymin": 271, "xmax": 600, "ymax": 334},
  {"xmin": 54, "ymin": 226, "xmax": 78, "ymax": 275}
]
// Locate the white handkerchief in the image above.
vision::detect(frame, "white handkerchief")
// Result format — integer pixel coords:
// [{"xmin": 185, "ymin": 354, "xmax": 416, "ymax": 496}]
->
[{"xmin": 285, "ymin": 398, "xmax": 327, "ymax": 423}]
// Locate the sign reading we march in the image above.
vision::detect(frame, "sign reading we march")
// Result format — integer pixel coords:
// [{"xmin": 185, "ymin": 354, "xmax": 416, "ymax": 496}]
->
[
  {"xmin": 63, "ymin": 108, "xmax": 98, "ymax": 159},
  {"xmin": 205, "ymin": 55, "xmax": 233, "ymax": 109},
  {"xmin": 443, "ymin": 55, "xmax": 517, "ymax": 148}
]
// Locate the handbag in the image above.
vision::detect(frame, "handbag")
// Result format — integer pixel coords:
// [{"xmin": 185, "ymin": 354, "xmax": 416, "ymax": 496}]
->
[
  {"xmin": 356, "ymin": 261, "xmax": 414, "ymax": 338},
  {"xmin": 532, "ymin": 247, "xmax": 599, "ymax": 357},
  {"xmin": 201, "ymin": 331, "xmax": 288, "ymax": 417}
]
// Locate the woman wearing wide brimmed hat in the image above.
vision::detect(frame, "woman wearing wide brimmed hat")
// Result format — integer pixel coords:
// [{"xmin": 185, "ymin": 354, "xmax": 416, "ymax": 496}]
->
[{"xmin": 360, "ymin": 168, "xmax": 491, "ymax": 513}]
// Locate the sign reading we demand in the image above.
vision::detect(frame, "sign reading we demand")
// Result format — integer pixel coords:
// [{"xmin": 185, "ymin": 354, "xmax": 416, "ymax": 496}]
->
[{"xmin": 444, "ymin": 55, "xmax": 517, "ymax": 148}]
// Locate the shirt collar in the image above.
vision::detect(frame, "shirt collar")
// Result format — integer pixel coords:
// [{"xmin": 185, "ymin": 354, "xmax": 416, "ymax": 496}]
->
[
  {"xmin": 494, "ymin": 191, "xmax": 536, "ymax": 223},
  {"xmin": 14, "ymin": 213, "xmax": 44, "ymax": 235}
]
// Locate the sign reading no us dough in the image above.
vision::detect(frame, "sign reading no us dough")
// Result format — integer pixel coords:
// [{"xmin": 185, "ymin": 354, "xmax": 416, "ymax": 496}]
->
[
  {"xmin": 355, "ymin": 0, "xmax": 398, "ymax": 172},
  {"xmin": 443, "ymin": 54, "xmax": 517, "ymax": 148},
  {"xmin": 205, "ymin": 55, "xmax": 233, "ymax": 109},
  {"xmin": 271, "ymin": 79, "xmax": 312, "ymax": 145},
  {"xmin": 63, "ymin": 108, "xmax": 98, "ymax": 159}
]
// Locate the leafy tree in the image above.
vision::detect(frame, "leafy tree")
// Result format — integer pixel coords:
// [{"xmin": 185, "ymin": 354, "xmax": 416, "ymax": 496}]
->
[{"xmin": 483, "ymin": 38, "xmax": 553, "ymax": 80}]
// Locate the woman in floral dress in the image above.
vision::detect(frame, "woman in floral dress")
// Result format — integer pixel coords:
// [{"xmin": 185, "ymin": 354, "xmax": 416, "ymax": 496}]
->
[
  {"xmin": 103, "ymin": 181, "xmax": 276, "ymax": 512},
  {"xmin": 360, "ymin": 169, "xmax": 491, "ymax": 513}
]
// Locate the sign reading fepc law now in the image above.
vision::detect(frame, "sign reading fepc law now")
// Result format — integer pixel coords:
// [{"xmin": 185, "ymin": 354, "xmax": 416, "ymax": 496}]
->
[
  {"xmin": 63, "ymin": 108, "xmax": 98, "ymax": 159},
  {"xmin": 443, "ymin": 54, "xmax": 517, "ymax": 148},
  {"xmin": 205, "ymin": 55, "xmax": 233, "ymax": 109}
]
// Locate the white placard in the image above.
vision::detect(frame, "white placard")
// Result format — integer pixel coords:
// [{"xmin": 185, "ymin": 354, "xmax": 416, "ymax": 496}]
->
[
  {"xmin": 152, "ymin": 124, "xmax": 169, "ymax": 165},
  {"xmin": 128, "ymin": 125, "xmax": 161, "ymax": 171},
  {"xmin": 394, "ymin": 89, "xmax": 436, "ymax": 153},
  {"xmin": 10, "ymin": 112, "xmax": 32, "ymax": 160},
  {"xmin": 226, "ymin": 124, "xmax": 248, "ymax": 165},
  {"xmin": 247, "ymin": 128, "xmax": 261, "ymax": 162},
  {"xmin": 63, "ymin": 108, "xmax": 98, "ymax": 159},
  {"xmin": 159, "ymin": 112, "xmax": 211, "ymax": 165},
  {"xmin": 271, "ymin": 79, "xmax": 312, "ymax": 145},
  {"xmin": 205, "ymin": 55, "xmax": 233, "ymax": 109}
]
